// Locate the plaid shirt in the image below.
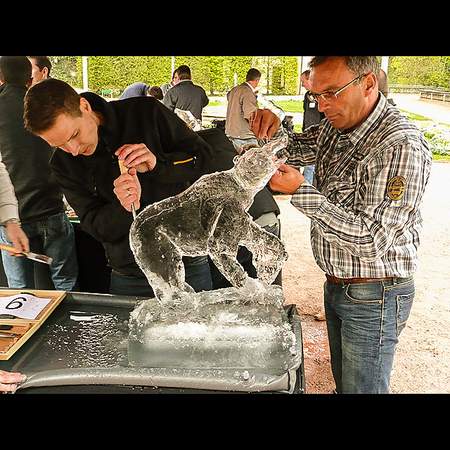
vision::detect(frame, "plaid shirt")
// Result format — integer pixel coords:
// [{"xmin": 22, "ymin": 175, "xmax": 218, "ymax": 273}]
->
[{"xmin": 284, "ymin": 94, "xmax": 432, "ymax": 278}]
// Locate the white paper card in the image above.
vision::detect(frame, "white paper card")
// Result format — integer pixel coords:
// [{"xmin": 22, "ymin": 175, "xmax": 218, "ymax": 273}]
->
[{"xmin": 0, "ymin": 294, "xmax": 51, "ymax": 320}]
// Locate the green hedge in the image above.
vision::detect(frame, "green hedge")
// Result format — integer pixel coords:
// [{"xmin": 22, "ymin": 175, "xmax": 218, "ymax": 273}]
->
[
  {"xmin": 389, "ymin": 57, "xmax": 450, "ymax": 89},
  {"xmin": 51, "ymin": 56, "xmax": 300, "ymax": 95}
]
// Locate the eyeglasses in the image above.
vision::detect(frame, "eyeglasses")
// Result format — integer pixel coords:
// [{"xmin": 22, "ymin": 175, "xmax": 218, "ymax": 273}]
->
[{"xmin": 307, "ymin": 73, "xmax": 369, "ymax": 103}]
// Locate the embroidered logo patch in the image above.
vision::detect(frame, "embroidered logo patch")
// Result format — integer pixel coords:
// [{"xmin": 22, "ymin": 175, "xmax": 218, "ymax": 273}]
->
[{"xmin": 387, "ymin": 176, "xmax": 406, "ymax": 200}]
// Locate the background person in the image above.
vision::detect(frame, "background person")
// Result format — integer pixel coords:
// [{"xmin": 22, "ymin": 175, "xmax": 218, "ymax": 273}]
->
[
  {"xmin": 0, "ymin": 56, "xmax": 78, "ymax": 291},
  {"xmin": 27, "ymin": 56, "xmax": 52, "ymax": 85},
  {"xmin": 162, "ymin": 65, "xmax": 209, "ymax": 122},
  {"xmin": 148, "ymin": 85, "xmax": 163, "ymax": 100},
  {"xmin": 0, "ymin": 158, "xmax": 29, "ymax": 254},
  {"xmin": 119, "ymin": 82, "xmax": 150, "ymax": 100},
  {"xmin": 225, "ymin": 68, "xmax": 261, "ymax": 154},
  {"xmin": 300, "ymin": 69, "xmax": 325, "ymax": 185}
]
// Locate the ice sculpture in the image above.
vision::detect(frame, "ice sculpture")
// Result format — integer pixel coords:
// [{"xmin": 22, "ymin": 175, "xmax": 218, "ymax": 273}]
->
[
  {"xmin": 127, "ymin": 134, "xmax": 300, "ymax": 374},
  {"xmin": 129, "ymin": 135, "xmax": 289, "ymax": 304}
]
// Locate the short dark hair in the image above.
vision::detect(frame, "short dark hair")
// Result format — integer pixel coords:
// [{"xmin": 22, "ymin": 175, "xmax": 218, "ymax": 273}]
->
[
  {"xmin": 175, "ymin": 65, "xmax": 191, "ymax": 80},
  {"xmin": 147, "ymin": 85, "xmax": 163, "ymax": 100},
  {"xmin": 246, "ymin": 68, "xmax": 261, "ymax": 82},
  {"xmin": 309, "ymin": 56, "xmax": 380, "ymax": 77},
  {"xmin": 0, "ymin": 56, "xmax": 31, "ymax": 87},
  {"xmin": 24, "ymin": 78, "xmax": 81, "ymax": 134},
  {"xmin": 301, "ymin": 69, "xmax": 310, "ymax": 78},
  {"xmin": 29, "ymin": 56, "xmax": 52, "ymax": 77}
]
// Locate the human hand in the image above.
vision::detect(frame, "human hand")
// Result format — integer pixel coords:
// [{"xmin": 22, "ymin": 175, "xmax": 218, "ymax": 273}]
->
[
  {"xmin": 5, "ymin": 222, "xmax": 29, "ymax": 255},
  {"xmin": 250, "ymin": 109, "xmax": 281, "ymax": 140},
  {"xmin": 113, "ymin": 167, "xmax": 141, "ymax": 212},
  {"xmin": 269, "ymin": 164, "xmax": 304, "ymax": 194},
  {"xmin": 115, "ymin": 143, "xmax": 157, "ymax": 173},
  {"xmin": 0, "ymin": 370, "xmax": 26, "ymax": 393}
]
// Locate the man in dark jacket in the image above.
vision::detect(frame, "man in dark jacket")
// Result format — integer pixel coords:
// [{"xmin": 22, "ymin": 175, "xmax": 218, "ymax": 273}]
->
[
  {"xmin": 0, "ymin": 56, "xmax": 78, "ymax": 290},
  {"xmin": 24, "ymin": 78, "xmax": 215, "ymax": 296},
  {"xmin": 163, "ymin": 65, "xmax": 209, "ymax": 121},
  {"xmin": 301, "ymin": 70, "xmax": 325, "ymax": 185}
]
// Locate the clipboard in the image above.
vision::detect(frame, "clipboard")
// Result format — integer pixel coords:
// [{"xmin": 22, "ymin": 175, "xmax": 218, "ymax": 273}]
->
[{"xmin": 0, "ymin": 289, "xmax": 66, "ymax": 360}]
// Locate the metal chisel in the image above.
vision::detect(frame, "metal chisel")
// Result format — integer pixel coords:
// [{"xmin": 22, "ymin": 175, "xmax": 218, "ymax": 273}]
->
[
  {"xmin": 118, "ymin": 159, "xmax": 137, "ymax": 220},
  {"xmin": 0, "ymin": 243, "xmax": 53, "ymax": 265}
]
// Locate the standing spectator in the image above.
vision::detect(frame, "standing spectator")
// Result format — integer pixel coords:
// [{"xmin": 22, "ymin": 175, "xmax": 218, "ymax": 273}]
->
[
  {"xmin": 377, "ymin": 69, "xmax": 396, "ymax": 106},
  {"xmin": 0, "ymin": 56, "xmax": 78, "ymax": 291},
  {"xmin": 225, "ymin": 68, "xmax": 261, "ymax": 154},
  {"xmin": 251, "ymin": 56, "xmax": 432, "ymax": 394},
  {"xmin": 28, "ymin": 56, "xmax": 52, "ymax": 85},
  {"xmin": 163, "ymin": 65, "xmax": 209, "ymax": 122},
  {"xmin": 0, "ymin": 158, "xmax": 29, "ymax": 254},
  {"xmin": 300, "ymin": 69, "xmax": 325, "ymax": 184},
  {"xmin": 148, "ymin": 86, "xmax": 163, "ymax": 100}
]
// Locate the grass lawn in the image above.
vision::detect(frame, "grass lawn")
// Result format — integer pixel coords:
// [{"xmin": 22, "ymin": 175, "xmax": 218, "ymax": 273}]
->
[
  {"xmin": 399, "ymin": 109, "xmax": 431, "ymax": 121},
  {"xmin": 272, "ymin": 100, "xmax": 304, "ymax": 113},
  {"xmin": 208, "ymin": 101, "xmax": 223, "ymax": 107},
  {"xmin": 432, "ymin": 154, "xmax": 450, "ymax": 162}
]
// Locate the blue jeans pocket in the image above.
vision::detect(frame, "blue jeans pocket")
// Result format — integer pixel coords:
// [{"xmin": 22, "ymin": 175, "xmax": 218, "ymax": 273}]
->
[
  {"xmin": 345, "ymin": 283, "xmax": 384, "ymax": 304},
  {"xmin": 396, "ymin": 292, "xmax": 414, "ymax": 336}
]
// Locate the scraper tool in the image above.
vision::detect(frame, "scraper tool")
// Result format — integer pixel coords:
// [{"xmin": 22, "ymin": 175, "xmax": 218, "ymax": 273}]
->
[{"xmin": 0, "ymin": 243, "xmax": 53, "ymax": 265}]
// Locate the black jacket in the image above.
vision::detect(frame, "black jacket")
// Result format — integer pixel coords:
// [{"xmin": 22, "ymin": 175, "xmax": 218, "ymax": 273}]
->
[
  {"xmin": 0, "ymin": 84, "xmax": 64, "ymax": 223},
  {"xmin": 50, "ymin": 93, "xmax": 215, "ymax": 277},
  {"xmin": 303, "ymin": 91, "xmax": 325, "ymax": 131}
]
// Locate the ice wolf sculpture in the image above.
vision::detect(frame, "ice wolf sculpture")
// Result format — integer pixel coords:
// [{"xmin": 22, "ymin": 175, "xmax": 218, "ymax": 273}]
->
[{"xmin": 130, "ymin": 135, "xmax": 289, "ymax": 303}]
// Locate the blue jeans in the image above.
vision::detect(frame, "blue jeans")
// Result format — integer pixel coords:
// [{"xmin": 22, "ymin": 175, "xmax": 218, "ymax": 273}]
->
[
  {"xmin": 324, "ymin": 277, "xmax": 415, "ymax": 394},
  {"xmin": 302, "ymin": 165, "xmax": 315, "ymax": 184},
  {"xmin": 0, "ymin": 212, "xmax": 78, "ymax": 291},
  {"xmin": 110, "ymin": 255, "xmax": 212, "ymax": 296}
]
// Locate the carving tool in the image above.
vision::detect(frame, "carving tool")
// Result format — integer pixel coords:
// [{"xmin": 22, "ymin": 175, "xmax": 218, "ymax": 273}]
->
[
  {"xmin": 0, "ymin": 243, "xmax": 52, "ymax": 265},
  {"xmin": 118, "ymin": 159, "xmax": 137, "ymax": 220}
]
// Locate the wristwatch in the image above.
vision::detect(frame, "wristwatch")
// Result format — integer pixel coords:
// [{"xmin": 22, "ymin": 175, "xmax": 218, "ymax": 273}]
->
[{"xmin": 1, "ymin": 218, "xmax": 21, "ymax": 226}]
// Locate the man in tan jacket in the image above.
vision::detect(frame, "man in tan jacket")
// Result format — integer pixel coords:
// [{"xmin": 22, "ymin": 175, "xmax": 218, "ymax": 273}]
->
[{"xmin": 225, "ymin": 68, "xmax": 261, "ymax": 153}]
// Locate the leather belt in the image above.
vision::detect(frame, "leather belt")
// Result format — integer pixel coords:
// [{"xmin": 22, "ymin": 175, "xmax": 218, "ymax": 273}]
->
[{"xmin": 325, "ymin": 274, "xmax": 412, "ymax": 285}]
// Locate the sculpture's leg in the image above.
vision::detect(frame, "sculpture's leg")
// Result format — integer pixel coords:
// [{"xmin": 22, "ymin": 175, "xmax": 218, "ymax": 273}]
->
[
  {"xmin": 134, "ymin": 228, "xmax": 194, "ymax": 302},
  {"xmin": 208, "ymin": 247, "xmax": 249, "ymax": 288},
  {"xmin": 241, "ymin": 223, "xmax": 288, "ymax": 285}
]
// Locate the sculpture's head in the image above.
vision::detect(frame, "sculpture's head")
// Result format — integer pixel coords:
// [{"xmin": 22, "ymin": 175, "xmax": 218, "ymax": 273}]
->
[{"xmin": 233, "ymin": 135, "xmax": 288, "ymax": 190}]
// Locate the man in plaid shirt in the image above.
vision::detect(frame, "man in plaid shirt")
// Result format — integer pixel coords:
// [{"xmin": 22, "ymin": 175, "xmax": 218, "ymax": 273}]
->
[{"xmin": 251, "ymin": 56, "xmax": 432, "ymax": 393}]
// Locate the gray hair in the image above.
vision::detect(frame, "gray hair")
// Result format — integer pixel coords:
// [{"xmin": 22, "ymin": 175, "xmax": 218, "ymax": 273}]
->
[{"xmin": 309, "ymin": 56, "xmax": 380, "ymax": 77}]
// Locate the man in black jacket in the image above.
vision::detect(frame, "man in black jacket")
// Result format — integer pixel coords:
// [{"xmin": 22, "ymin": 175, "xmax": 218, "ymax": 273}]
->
[
  {"xmin": 24, "ymin": 78, "xmax": 215, "ymax": 296},
  {"xmin": 0, "ymin": 57, "xmax": 78, "ymax": 290}
]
